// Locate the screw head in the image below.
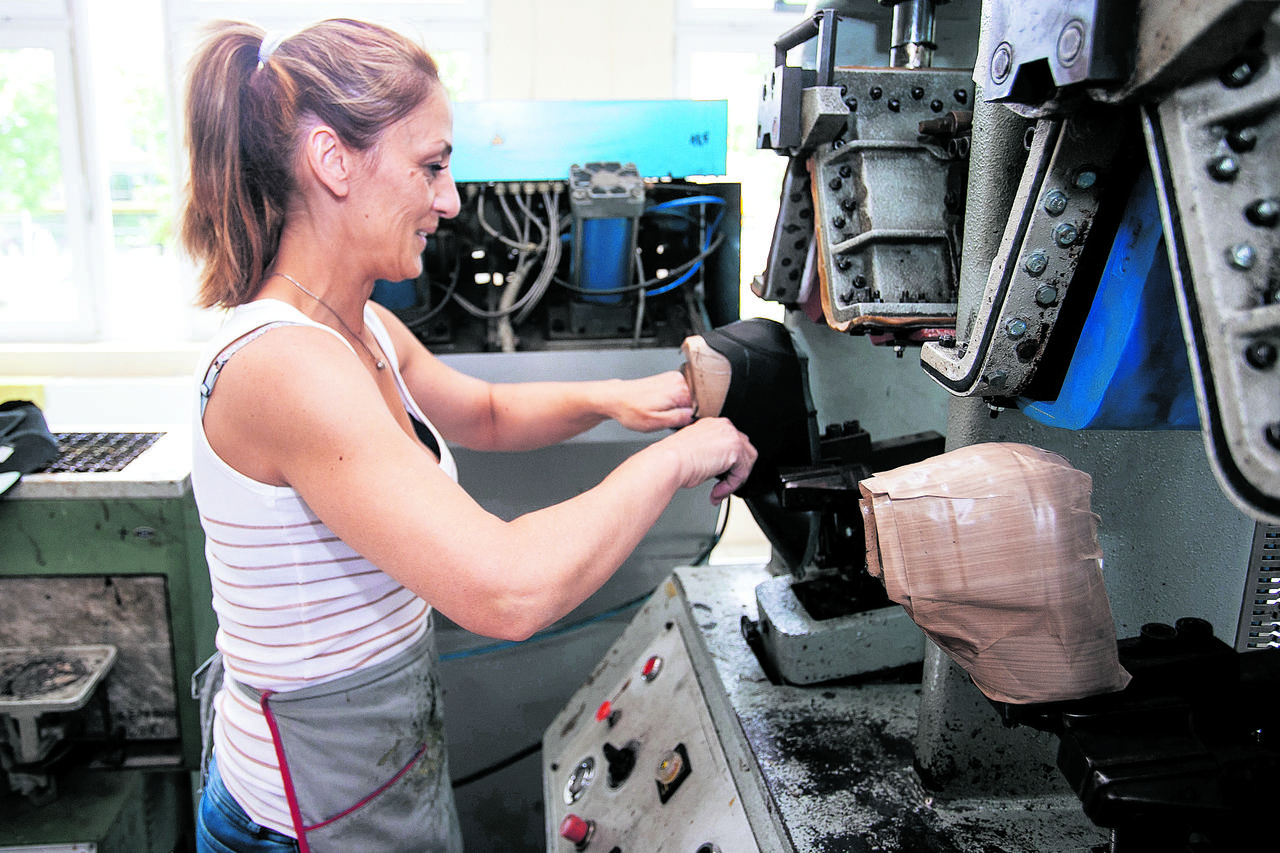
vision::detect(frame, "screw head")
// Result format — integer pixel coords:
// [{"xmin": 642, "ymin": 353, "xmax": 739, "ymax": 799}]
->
[
  {"xmin": 1266, "ymin": 422, "xmax": 1280, "ymax": 452},
  {"xmin": 1221, "ymin": 55, "xmax": 1260, "ymax": 88},
  {"xmin": 1005, "ymin": 317, "xmax": 1028, "ymax": 338},
  {"xmin": 1208, "ymin": 155, "xmax": 1240, "ymax": 182},
  {"xmin": 991, "ymin": 43, "xmax": 1013, "ymax": 84},
  {"xmin": 1057, "ymin": 20, "xmax": 1085, "ymax": 66},
  {"xmin": 1226, "ymin": 127, "xmax": 1258, "ymax": 153},
  {"xmin": 1227, "ymin": 243, "xmax": 1257, "ymax": 270},
  {"xmin": 1035, "ymin": 284, "xmax": 1059, "ymax": 306},
  {"xmin": 1043, "ymin": 189, "xmax": 1069, "ymax": 216},
  {"xmin": 1073, "ymin": 170, "xmax": 1098, "ymax": 190},
  {"xmin": 1024, "ymin": 251, "xmax": 1049, "ymax": 275},
  {"xmin": 1244, "ymin": 341, "xmax": 1277, "ymax": 370},
  {"xmin": 1053, "ymin": 222, "xmax": 1079, "ymax": 246},
  {"xmin": 1245, "ymin": 198, "xmax": 1279, "ymax": 228}
]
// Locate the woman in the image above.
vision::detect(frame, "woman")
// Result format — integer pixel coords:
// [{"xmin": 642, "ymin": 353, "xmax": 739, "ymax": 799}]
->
[{"xmin": 181, "ymin": 18, "xmax": 756, "ymax": 853}]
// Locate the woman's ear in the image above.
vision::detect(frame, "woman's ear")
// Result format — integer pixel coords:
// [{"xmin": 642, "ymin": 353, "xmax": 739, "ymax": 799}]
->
[{"xmin": 302, "ymin": 125, "xmax": 351, "ymax": 198}]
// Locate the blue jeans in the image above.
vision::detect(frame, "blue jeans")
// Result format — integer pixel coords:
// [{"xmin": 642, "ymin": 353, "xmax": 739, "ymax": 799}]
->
[{"xmin": 197, "ymin": 756, "xmax": 299, "ymax": 853}]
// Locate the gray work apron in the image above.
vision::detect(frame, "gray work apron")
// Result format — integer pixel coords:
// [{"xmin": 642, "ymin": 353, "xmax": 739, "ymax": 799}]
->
[{"xmin": 230, "ymin": 621, "xmax": 463, "ymax": 853}]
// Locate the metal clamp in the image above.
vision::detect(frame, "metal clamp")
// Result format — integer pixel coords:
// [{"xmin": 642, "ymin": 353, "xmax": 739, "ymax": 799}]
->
[
  {"xmin": 1142, "ymin": 24, "xmax": 1280, "ymax": 524},
  {"xmin": 921, "ymin": 106, "xmax": 1130, "ymax": 395}
]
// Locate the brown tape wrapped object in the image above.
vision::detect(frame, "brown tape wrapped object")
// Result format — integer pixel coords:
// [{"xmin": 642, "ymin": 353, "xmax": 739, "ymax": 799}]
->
[{"xmin": 859, "ymin": 442, "xmax": 1131, "ymax": 704}]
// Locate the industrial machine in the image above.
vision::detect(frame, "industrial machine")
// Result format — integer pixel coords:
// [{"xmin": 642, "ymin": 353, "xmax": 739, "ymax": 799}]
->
[
  {"xmin": 543, "ymin": 1, "xmax": 1279, "ymax": 851},
  {"xmin": 0, "ymin": 428, "xmax": 212, "ymax": 851}
]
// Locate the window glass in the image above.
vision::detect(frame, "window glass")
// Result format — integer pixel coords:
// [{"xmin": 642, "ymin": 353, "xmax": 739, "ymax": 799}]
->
[
  {"xmin": 90, "ymin": 0, "xmax": 186, "ymax": 341},
  {"xmin": 0, "ymin": 45, "xmax": 81, "ymax": 333},
  {"xmin": 689, "ymin": 48, "xmax": 787, "ymax": 320}
]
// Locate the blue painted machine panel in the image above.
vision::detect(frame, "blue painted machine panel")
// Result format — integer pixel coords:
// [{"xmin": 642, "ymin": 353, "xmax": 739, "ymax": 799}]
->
[{"xmin": 450, "ymin": 100, "xmax": 728, "ymax": 183}]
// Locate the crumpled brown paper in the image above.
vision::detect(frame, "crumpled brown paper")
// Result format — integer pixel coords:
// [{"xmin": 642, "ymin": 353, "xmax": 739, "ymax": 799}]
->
[{"xmin": 859, "ymin": 442, "xmax": 1131, "ymax": 704}]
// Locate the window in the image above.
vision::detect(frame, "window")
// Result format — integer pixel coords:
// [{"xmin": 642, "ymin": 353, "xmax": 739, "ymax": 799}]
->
[
  {"xmin": 0, "ymin": 3, "xmax": 94, "ymax": 340},
  {"xmin": 675, "ymin": 2, "xmax": 804, "ymax": 319},
  {"xmin": 0, "ymin": 0, "xmax": 485, "ymax": 347}
]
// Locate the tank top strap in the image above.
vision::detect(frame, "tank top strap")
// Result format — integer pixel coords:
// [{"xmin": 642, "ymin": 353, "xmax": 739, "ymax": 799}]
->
[{"xmin": 198, "ymin": 321, "xmax": 298, "ymax": 420}]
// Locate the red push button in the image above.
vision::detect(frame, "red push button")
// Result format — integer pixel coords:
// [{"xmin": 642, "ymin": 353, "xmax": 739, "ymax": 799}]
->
[
  {"xmin": 641, "ymin": 655, "xmax": 663, "ymax": 681},
  {"xmin": 559, "ymin": 813, "xmax": 592, "ymax": 845}
]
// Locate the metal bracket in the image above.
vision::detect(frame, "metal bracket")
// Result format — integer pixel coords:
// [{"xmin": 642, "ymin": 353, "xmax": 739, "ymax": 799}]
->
[
  {"xmin": 757, "ymin": 10, "xmax": 841, "ymax": 155},
  {"xmin": 1142, "ymin": 22, "xmax": 1280, "ymax": 524},
  {"xmin": 921, "ymin": 106, "xmax": 1130, "ymax": 395},
  {"xmin": 813, "ymin": 67, "xmax": 973, "ymax": 332},
  {"xmin": 980, "ymin": 0, "xmax": 1280, "ymax": 113},
  {"xmin": 980, "ymin": 0, "xmax": 1139, "ymax": 111},
  {"xmin": 755, "ymin": 157, "xmax": 814, "ymax": 304}
]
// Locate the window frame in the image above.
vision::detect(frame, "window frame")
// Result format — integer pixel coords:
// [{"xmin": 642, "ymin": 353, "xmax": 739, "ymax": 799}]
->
[{"xmin": 0, "ymin": 2, "xmax": 104, "ymax": 341}]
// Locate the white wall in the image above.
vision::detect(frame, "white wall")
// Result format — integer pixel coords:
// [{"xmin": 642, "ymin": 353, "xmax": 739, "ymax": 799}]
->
[{"xmin": 488, "ymin": 0, "xmax": 676, "ymax": 99}]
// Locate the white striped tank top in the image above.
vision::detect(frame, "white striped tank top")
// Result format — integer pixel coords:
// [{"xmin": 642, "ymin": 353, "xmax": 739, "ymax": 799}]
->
[{"xmin": 191, "ymin": 299, "xmax": 456, "ymax": 835}]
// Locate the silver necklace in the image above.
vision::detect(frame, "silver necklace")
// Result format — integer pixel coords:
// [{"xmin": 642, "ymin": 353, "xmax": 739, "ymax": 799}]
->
[{"xmin": 274, "ymin": 272, "xmax": 386, "ymax": 370}]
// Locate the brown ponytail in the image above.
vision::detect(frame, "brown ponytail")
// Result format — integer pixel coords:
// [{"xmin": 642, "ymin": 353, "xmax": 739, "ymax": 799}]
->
[{"xmin": 179, "ymin": 19, "xmax": 441, "ymax": 309}]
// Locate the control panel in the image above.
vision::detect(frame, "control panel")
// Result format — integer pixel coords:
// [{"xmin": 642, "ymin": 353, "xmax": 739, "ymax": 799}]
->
[{"xmin": 542, "ymin": 581, "xmax": 761, "ymax": 853}]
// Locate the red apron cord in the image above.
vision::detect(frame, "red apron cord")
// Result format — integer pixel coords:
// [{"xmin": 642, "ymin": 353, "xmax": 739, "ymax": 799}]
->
[{"xmin": 260, "ymin": 690, "xmax": 311, "ymax": 853}]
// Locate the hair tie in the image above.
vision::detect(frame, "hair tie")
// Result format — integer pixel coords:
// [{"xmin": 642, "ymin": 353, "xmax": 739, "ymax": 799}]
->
[{"xmin": 258, "ymin": 31, "xmax": 287, "ymax": 67}]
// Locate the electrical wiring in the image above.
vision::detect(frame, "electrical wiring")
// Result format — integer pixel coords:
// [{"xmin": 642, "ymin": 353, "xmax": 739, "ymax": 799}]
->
[
  {"xmin": 475, "ymin": 188, "xmax": 538, "ymax": 252},
  {"xmin": 550, "ymin": 194, "xmax": 726, "ymax": 298},
  {"xmin": 455, "ymin": 185, "xmax": 564, "ymax": 324},
  {"xmin": 552, "ymin": 230, "xmax": 727, "ymax": 297},
  {"xmin": 393, "ymin": 263, "xmax": 461, "ymax": 332},
  {"xmin": 451, "ymin": 741, "xmax": 541, "ymax": 789},
  {"xmin": 643, "ymin": 196, "xmax": 727, "ymax": 297},
  {"xmin": 631, "ymin": 246, "xmax": 647, "ymax": 344},
  {"xmin": 691, "ymin": 496, "xmax": 732, "ymax": 566},
  {"xmin": 437, "ymin": 187, "xmax": 725, "ymax": 332},
  {"xmin": 513, "ymin": 187, "xmax": 563, "ymax": 325}
]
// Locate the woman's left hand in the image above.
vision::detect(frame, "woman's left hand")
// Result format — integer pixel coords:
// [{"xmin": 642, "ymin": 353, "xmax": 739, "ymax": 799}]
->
[{"xmin": 609, "ymin": 370, "xmax": 695, "ymax": 433}]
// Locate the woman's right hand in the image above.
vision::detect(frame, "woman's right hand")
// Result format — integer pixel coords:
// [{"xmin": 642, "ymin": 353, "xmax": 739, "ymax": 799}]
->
[{"xmin": 657, "ymin": 417, "xmax": 757, "ymax": 504}]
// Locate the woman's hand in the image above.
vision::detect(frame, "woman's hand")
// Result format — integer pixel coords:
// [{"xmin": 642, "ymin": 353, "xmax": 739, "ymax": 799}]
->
[
  {"xmin": 608, "ymin": 370, "xmax": 696, "ymax": 433},
  {"xmin": 655, "ymin": 417, "xmax": 757, "ymax": 504}
]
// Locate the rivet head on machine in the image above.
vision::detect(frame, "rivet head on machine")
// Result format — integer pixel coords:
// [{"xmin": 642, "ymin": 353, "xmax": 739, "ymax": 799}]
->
[{"xmin": 1035, "ymin": 284, "xmax": 1059, "ymax": 307}]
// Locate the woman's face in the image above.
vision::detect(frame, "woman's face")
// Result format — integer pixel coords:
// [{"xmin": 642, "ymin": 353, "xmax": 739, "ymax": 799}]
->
[{"xmin": 350, "ymin": 88, "xmax": 460, "ymax": 283}]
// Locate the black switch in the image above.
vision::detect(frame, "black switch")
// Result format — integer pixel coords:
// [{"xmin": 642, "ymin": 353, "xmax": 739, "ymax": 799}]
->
[{"xmin": 602, "ymin": 741, "xmax": 637, "ymax": 788}]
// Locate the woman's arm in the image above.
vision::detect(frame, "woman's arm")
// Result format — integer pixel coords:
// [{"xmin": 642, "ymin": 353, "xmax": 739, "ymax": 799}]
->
[
  {"xmin": 202, "ymin": 323, "xmax": 755, "ymax": 642},
  {"xmin": 370, "ymin": 302, "xmax": 694, "ymax": 451}
]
